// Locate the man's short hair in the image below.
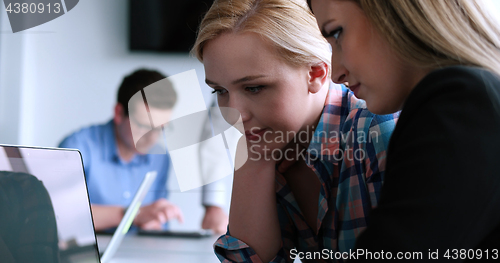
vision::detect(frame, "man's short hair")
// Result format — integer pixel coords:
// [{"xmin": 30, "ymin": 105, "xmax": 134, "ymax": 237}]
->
[{"xmin": 117, "ymin": 69, "xmax": 177, "ymax": 116}]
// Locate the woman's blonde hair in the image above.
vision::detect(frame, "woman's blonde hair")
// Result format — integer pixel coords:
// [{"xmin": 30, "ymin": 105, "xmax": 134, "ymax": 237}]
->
[
  {"xmin": 191, "ymin": 0, "xmax": 331, "ymax": 74},
  {"xmin": 309, "ymin": 0, "xmax": 500, "ymax": 75}
]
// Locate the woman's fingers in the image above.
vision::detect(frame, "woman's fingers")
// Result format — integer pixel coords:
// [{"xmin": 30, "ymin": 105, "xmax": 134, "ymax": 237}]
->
[{"xmin": 277, "ymin": 142, "xmax": 306, "ymax": 173}]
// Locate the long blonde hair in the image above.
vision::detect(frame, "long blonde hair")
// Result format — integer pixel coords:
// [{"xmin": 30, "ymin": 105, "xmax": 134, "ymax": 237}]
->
[
  {"xmin": 309, "ymin": 0, "xmax": 500, "ymax": 75},
  {"xmin": 191, "ymin": 0, "xmax": 331, "ymax": 74}
]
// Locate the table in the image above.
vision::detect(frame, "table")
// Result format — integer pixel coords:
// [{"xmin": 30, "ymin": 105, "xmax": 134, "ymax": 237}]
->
[{"xmin": 96, "ymin": 234, "xmax": 221, "ymax": 263}]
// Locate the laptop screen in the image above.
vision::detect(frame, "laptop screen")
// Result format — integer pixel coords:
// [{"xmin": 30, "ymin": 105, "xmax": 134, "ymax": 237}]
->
[{"xmin": 0, "ymin": 145, "xmax": 100, "ymax": 263}]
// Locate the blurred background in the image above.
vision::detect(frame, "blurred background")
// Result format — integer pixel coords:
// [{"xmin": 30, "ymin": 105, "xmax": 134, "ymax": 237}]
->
[{"xmin": 0, "ymin": 0, "xmax": 232, "ymax": 232}]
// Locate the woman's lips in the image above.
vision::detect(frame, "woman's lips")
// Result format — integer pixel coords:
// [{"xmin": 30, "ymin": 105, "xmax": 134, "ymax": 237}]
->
[
  {"xmin": 245, "ymin": 128, "xmax": 268, "ymax": 141},
  {"xmin": 349, "ymin": 83, "xmax": 361, "ymax": 97}
]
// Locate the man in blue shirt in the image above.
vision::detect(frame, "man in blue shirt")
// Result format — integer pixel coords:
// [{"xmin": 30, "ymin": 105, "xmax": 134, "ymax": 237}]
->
[{"xmin": 59, "ymin": 69, "xmax": 228, "ymax": 232}]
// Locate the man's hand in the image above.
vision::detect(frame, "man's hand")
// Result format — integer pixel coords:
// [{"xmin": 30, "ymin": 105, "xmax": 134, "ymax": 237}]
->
[
  {"xmin": 202, "ymin": 206, "xmax": 228, "ymax": 234},
  {"xmin": 133, "ymin": 198, "xmax": 184, "ymax": 230}
]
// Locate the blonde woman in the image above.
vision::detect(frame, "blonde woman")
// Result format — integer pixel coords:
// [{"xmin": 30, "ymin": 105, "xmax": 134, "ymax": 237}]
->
[
  {"xmin": 308, "ymin": 0, "xmax": 500, "ymax": 259},
  {"xmin": 192, "ymin": 0, "xmax": 398, "ymax": 262}
]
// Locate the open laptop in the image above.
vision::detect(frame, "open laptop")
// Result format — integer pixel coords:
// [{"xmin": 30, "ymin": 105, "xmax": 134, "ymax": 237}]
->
[{"xmin": 0, "ymin": 144, "xmax": 156, "ymax": 263}]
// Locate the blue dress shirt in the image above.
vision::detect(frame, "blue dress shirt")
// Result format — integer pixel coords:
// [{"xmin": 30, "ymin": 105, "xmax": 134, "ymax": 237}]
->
[{"xmin": 58, "ymin": 120, "xmax": 170, "ymax": 207}]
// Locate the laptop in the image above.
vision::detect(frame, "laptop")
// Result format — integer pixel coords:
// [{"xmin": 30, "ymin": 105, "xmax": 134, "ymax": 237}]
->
[{"xmin": 0, "ymin": 144, "xmax": 156, "ymax": 263}]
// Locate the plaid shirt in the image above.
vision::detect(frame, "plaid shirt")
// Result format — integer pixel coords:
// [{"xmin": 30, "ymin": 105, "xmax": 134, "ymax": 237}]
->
[{"xmin": 214, "ymin": 83, "xmax": 399, "ymax": 262}]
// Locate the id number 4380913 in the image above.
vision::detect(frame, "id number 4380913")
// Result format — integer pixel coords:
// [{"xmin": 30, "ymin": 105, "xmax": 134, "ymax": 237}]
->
[
  {"xmin": 5, "ymin": 3, "xmax": 61, "ymax": 14},
  {"xmin": 443, "ymin": 249, "xmax": 498, "ymax": 260}
]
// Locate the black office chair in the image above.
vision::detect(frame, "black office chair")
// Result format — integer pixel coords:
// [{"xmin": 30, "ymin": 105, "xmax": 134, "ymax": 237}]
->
[{"xmin": 0, "ymin": 171, "xmax": 60, "ymax": 263}]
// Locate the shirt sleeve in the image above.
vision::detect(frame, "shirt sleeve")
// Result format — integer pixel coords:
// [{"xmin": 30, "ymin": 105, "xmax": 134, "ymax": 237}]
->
[
  {"xmin": 213, "ymin": 187, "xmax": 298, "ymax": 263},
  {"xmin": 201, "ymin": 180, "xmax": 227, "ymax": 208},
  {"xmin": 214, "ymin": 229, "xmax": 289, "ymax": 263},
  {"xmin": 353, "ymin": 67, "xmax": 500, "ymax": 260},
  {"xmin": 363, "ymin": 112, "xmax": 399, "ymax": 208},
  {"xmin": 198, "ymin": 100, "xmax": 230, "ymax": 208}
]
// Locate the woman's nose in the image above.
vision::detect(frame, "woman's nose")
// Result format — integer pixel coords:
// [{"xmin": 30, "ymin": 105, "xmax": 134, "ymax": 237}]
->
[
  {"xmin": 231, "ymin": 101, "xmax": 250, "ymax": 123},
  {"xmin": 330, "ymin": 52, "xmax": 349, "ymax": 84},
  {"xmin": 221, "ymin": 94, "xmax": 251, "ymax": 124}
]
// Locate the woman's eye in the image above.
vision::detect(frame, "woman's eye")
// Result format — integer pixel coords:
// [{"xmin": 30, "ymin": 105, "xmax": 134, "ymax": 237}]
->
[
  {"xmin": 324, "ymin": 27, "xmax": 342, "ymax": 40},
  {"xmin": 245, "ymin": 86, "xmax": 264, "ymax": 94},
  {"xmin": 211, "ymin": 89, "xmax": 227, "ymax": 95}
]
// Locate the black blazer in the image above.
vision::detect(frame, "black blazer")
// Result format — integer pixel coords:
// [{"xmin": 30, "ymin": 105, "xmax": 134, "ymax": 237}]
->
[{"xmin": 354, "ymin": 66, "xmax": 500, "ymax": 262}]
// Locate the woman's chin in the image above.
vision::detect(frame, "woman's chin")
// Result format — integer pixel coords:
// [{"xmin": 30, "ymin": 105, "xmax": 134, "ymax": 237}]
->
[{"xmin": 366, "ymin": 100, "xmax": 401, "ymax": 115}]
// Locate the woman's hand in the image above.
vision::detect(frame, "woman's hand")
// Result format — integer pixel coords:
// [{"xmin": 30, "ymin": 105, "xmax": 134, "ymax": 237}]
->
[{"xmin": 277, "ymin": 140, "xmax": 307, "ymax": 174}]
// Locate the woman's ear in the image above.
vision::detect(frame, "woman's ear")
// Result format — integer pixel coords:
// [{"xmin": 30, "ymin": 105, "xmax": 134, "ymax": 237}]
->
[{"xmin": 307, "ymin": 62, "xmax": 329, "ymax": 94}]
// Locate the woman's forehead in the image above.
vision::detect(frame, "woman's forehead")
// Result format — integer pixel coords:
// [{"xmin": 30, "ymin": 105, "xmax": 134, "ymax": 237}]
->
[{"xmin": 204, "ymin": 33, "xmax": 284, "ymax": 70}]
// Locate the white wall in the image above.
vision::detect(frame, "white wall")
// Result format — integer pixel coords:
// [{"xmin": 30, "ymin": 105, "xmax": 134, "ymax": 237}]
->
[{"xmin": 0, "ymin": 0, "xmax": 232, "ymax": 231}]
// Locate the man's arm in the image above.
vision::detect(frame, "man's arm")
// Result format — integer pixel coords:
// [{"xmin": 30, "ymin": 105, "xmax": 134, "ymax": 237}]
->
[
  {"xmin": 90, "ymin": 205, "xmax": 124, "ymax": 231},
  {"xmin": 92, "ymin": 199, "xmax": 184, "ymax": 231},
  {"xmin": 197, "ymin": 101, "xmax": 232, "ymax": 234},
  {"xmin": 201, "ymin": 181, "xmax": 229, "ymax": 234}
]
